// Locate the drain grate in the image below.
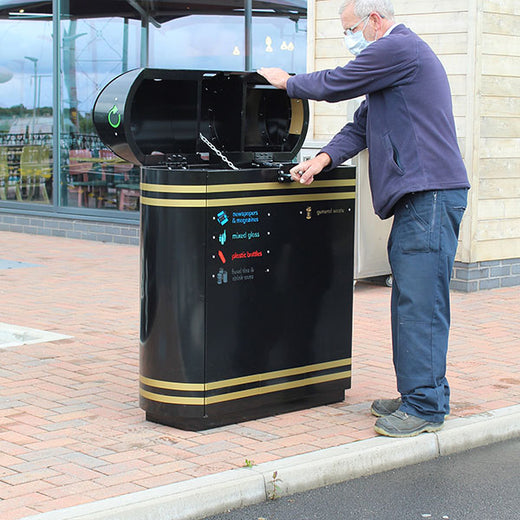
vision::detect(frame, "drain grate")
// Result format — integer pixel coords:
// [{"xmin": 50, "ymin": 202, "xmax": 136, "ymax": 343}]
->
[{"xmin": 0, "ymin": 323, "xmax": 71, "ymax": 349}]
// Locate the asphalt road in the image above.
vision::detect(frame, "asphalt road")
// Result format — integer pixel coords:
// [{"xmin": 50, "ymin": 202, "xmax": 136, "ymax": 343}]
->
[{"xmin": 204, "ymin": 438, "xmax": 520, "ymax": 520}]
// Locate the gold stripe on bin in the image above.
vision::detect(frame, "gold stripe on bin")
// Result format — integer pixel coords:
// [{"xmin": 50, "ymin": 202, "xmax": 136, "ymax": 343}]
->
[
  {"xmin": 139, "ymin": 358, "xmax": 352, "ymax": 405},
  {"xmin": 141, "ymin": 179, "xmax": 355, "ymax": 195},
  {"xmin": 206, "ymin": 357, "xmax": 351, "ymax": 390},
  {"xmin": 140, "ymin": 370, "xmax": 351, "ymax": 406},
  {"xmin": 141, "ymin": 183, "xmax": 207, "ymax": 194},
  {"xmin": 141, "ymin": 358, "xmax": 351, "ymax": 391},
  {"xmin": 207, "ymin": 179, "xmax": 355, "ymax": 193},
  {"xmin": 140, "ymin": 196, "xmax": 207, "ymax": 208},
  {"xmin": 141, "ymin": 191, "xmax": 355, "ymax": 208},
  {"xmin": 206, "ymin": 370, "xmax": 351, "ymax": 405},
  {"xmin": 139, "ymin": 375, "xmax": 205, "ymax": 392},
  {"xmin": 140, "ymin": 388, "xmax": 204, "ymax": 406}
]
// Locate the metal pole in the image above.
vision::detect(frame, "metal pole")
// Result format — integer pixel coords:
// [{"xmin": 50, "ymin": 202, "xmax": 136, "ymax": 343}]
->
[
  {"xmin": 244, "ymin": 0, "xmax": 252, "ymax": 71},
  {"xmin": 122, "ymin": 18, "xmax": 129, "ymax": 72},
  {"xmin": 141, "ymin": 14, "xmax": 149, "ymax": 67},
  {"xmin": 37, "ymin": 76, "xmax": 42, "ymax": 117},
  {"xmin": 52, "ymin": 0, "xmax": 61, "ymax": 206},
  {"xmin": 24, "ymin": 57, "xmax": 38, "ymax": 130}
]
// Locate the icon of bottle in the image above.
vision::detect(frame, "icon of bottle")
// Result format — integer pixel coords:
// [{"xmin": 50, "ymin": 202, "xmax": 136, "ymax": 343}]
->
[
  {"xmin": 219, "ymin": 230, "xmax": 227, "ymax": 245},
  {"xmin": 217, "ymin": 267, "xmax": 228, "ymax": 285}
]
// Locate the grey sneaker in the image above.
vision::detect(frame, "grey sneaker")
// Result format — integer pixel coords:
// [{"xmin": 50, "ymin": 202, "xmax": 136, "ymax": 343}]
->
[
  {"xmin": 370, "ymin": 397, "xmax": 402, "ymax": 417},
  {"xmin": 374, "ymin": 410, "xmax": 444, "ymax": 438}
]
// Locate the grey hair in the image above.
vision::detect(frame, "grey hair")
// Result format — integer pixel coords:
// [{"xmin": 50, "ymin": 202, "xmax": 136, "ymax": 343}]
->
[{"xmin": 338, "ymin": 0, "xmax": 395, "ymax": 20}]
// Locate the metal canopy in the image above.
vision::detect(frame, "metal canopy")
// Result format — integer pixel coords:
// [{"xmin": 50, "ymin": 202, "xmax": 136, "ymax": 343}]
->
[{"xmin": 0, "ymin": 0, "xmax": 307, "ymax": 21}]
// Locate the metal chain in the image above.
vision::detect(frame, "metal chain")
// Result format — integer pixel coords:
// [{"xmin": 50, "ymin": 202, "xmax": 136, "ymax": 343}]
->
[{"xmin": 199, "ymin": 133, "xmax": 239, "ymax": 171}]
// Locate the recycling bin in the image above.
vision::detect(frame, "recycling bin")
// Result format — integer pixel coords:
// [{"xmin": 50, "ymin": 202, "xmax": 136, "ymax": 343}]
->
[{"xmin": 93, "ymin": 68, "xmax": 356, "ymax": 430}]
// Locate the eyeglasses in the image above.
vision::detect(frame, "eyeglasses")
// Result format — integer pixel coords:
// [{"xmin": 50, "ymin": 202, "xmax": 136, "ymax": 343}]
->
[{"xmin": 343, "ymin": 15, "xmax": 369, "ymax": 36}]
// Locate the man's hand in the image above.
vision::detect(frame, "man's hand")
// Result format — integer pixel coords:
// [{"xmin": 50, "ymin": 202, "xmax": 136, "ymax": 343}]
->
[
  {"xmin": 257, "ymin": 67, "xmax": 290, "ymax": 90},
  {"xmin": 289, "ymin": 153, "xmax": 332, "ymax": 185}
]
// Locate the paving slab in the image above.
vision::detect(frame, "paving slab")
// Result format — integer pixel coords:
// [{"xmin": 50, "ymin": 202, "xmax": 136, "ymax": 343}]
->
[{"xmin": 0, "ymin": 231, "xmax": 518, "ymax": 520}]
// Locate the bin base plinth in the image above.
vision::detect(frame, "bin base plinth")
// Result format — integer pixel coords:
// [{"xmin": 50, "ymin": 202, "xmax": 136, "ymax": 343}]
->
[{"xmin": 144, "ymin": 387, "xmax": 348, "ymax": 431}]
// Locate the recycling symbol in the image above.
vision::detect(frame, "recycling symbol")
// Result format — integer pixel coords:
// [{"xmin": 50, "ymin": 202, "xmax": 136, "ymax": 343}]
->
[{"xmin": 108, "ymin": 105, "xmax": 121, "ymax": 129}]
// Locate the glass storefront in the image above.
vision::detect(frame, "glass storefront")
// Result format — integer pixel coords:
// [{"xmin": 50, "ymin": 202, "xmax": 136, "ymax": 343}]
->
[{"xmin": 0, "ymin": 1, "xmax": 307, "ymax": 217}]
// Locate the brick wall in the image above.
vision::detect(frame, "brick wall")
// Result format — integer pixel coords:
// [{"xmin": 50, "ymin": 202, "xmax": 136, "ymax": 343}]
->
[
  {"xmin": 0, "ymin": 213, "xmax": 139, "ymax": 245},
  {"xmin": 451, "ymin": 259, "xmax": 520, "ymax": 292}
]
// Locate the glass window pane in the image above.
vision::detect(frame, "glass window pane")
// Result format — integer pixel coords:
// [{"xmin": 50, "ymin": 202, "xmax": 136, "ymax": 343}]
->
[
  {"xmin": 150, "ymin": 15, "xmax": 246, "ymax": 70},
  {"xmin": 148, "ymin": 14, "xmax": 307, "ymax": 73},
  {"xmin": 252, "ymin": 16, "xmax": 307, "ymax": 73},
  {"xmin": 0, "ymin": 16, "xmax": 53, "ymax": 205},
  {"xmin": 59, "ymin": 14, "xmax": 140, "ymax": 211}
]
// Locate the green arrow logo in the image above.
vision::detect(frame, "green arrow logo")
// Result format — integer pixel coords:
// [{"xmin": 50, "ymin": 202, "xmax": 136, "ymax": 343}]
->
[{"xmin": 108, "ymin": 105, "xmax": 121, "ymax": 129}]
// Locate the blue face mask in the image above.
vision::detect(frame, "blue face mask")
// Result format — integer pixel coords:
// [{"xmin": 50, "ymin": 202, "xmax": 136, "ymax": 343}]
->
[{"xmin": 344, "ymin": 17, "xmax": 372, "ymax": 56}]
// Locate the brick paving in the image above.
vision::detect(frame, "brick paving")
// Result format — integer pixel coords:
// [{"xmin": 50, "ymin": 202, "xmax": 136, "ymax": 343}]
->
[{"xmin": 0, "ymin": 230, "xmax": 519, "ymax": 519}]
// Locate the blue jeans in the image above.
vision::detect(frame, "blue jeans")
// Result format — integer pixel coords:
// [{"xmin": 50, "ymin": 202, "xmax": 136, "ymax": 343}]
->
[{"xmin": 387, "ymin": 189, "xmax": 467, "ymax": 423}]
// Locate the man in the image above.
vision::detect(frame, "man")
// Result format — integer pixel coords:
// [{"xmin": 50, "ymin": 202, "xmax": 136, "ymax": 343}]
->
[{"xmin": 258, "ymin": 0, "xmax": 470, "ymax": 438}]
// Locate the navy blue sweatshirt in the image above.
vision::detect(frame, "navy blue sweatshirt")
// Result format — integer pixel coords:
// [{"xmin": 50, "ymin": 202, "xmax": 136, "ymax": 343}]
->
[{"xmin": 286, "ymin": 24, "xmax": 470, "ymax": 219}]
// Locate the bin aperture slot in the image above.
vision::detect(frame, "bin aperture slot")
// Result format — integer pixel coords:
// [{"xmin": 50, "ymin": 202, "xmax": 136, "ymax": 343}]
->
[
  {"xmin": 201, "ymin": 75, "xmax": 243, "ymax": 154},
  {"xmin": 245, "ymin": 85, "xmax": 296, "ymax": 152},
  {"xmin": 131, "ymin": 78, "xmax": 199, "ymax": 155}
]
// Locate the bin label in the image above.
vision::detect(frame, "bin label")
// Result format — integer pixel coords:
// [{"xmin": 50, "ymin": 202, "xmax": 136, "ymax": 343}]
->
[
  {"xmin": 231, "ymin": 210, "xmax": 259, "ymax": 224},
  {"xmin": 211, "ymin": 207, "xmax": 269, "ymax": 284}
]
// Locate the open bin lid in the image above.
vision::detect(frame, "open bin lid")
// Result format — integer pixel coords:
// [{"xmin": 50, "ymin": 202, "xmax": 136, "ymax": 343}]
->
[{"xmin": 92, "ymin": 68, "xmax": 309, "ymax": 167}]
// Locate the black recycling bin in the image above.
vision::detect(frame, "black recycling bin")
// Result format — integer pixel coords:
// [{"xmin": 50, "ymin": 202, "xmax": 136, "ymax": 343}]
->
[{"xmin": 93, "ymin": 68, "xmax": 356, "ymax": 431}]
